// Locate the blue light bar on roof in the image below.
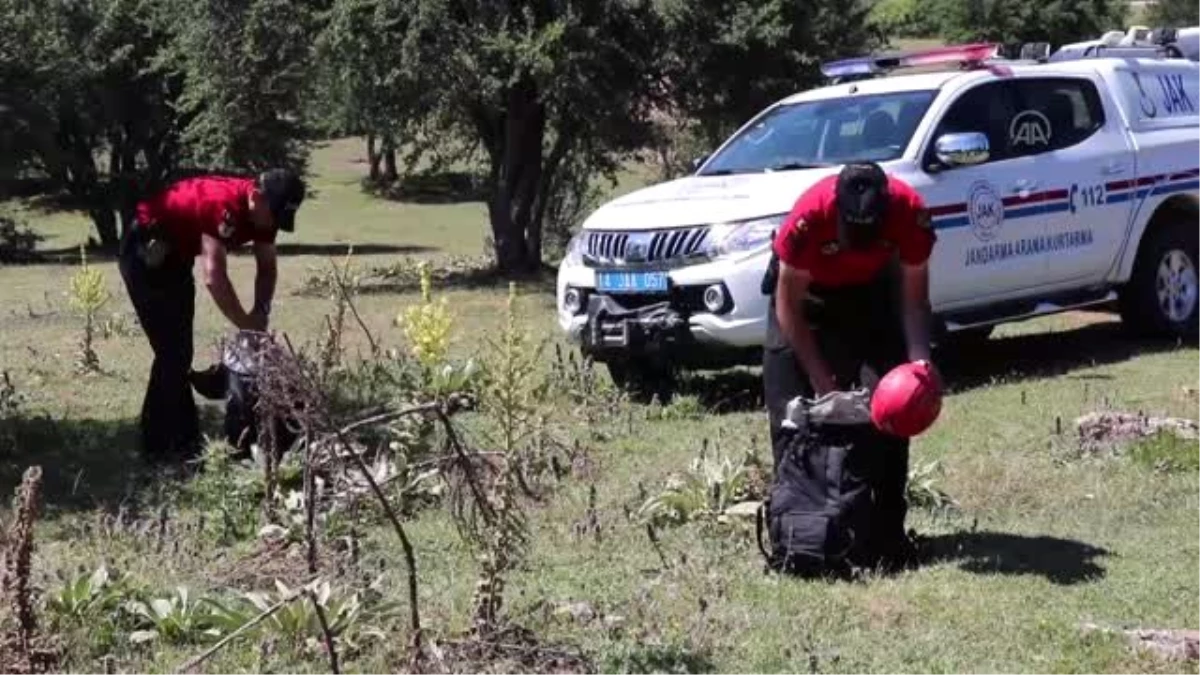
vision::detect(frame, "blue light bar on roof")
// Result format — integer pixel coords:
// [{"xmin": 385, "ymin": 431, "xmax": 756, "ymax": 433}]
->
[
  {"xmin": 820, "ymin": 43, "xmax": 1002, "ymax": 80},
  {"xmin": 819, "ymin": 56, "xmax": 882, "ymax": 79}
]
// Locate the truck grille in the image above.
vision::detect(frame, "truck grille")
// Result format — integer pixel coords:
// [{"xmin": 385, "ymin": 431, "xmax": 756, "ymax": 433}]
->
[{"xmin": 584, "ymin": 227, "xmax": 711, "ymax": 266}]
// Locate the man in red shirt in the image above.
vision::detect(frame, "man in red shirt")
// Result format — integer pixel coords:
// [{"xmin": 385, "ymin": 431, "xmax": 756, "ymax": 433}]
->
[
  {"xmin": 118, "ymin": 169, "xmax": 306, "ymax": 462},
  {"xmin": 762, "ymin": 162, "xmax": 936, "ymax": 569}
]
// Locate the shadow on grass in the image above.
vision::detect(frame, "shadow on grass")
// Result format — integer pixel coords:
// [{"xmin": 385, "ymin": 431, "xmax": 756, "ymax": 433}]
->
[
  {"xmin": 258, "ymin": 242, "xmax": 436, "ymax": 258},
  {"xmin": 16, "ymin": 242, "xmax": 438, "ymax": 266},
  {"xmin": 676, "ymin": 369, "xmax": 764, "ymax": 414},
  {"xmin": 667, "ymin": 318, "xmax": 1191, "ymax": 415},
  {"xmin": 366, "ymin": 171, "xmax": 487, "ymax": 205},
  {"xmin": 352, "ymin": 263, "xmax": 560, "ymax": 296},
  {"xmin": 937, "ymin": 319, "xmax": 1190, "ymax": 393},
  {"xmin": 0, "ymin": 406, "xmax": 224, "ymax": 515},
  {"xmin": 920, "ymin": 530, "xmax": 1109, "ymax": 585}
]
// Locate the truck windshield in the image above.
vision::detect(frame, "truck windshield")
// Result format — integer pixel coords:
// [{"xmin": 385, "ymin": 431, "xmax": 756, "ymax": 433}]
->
[{"xmin": 699, "ymin": 91, "xmax": 937, "ymax": 175}]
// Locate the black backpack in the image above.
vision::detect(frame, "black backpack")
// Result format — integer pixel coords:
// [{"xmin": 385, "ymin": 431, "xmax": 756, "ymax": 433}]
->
[{"xmin": 757, "ymin": 422, "xmax": 877, "ymax": 577}]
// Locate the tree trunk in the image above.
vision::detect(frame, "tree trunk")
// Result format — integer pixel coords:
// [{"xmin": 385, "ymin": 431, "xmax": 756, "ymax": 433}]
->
[
  {"xmin": 382, "ymin": 133, "xmax": 398, "ymax": 183},
  {"xmin": 367, "ymin": 132, "xmax": 381, "ymax": 182},
  {"xmin": 484, "ymin": 78, "xmax": 546, "ymax": 275}
]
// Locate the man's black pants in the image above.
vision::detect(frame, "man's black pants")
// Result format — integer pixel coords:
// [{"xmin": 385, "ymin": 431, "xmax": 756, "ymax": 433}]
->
[
  {"xmin": 118, "ymin": 229, "xmax": 200, "ymax": 460},
  {"xmin": 762, "ymin": 268, "xmax": 911, "ymax": 555}
]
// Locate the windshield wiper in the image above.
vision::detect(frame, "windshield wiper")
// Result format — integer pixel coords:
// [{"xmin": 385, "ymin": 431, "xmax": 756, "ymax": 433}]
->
[
  {"xmin": 698, "ymin": 169, "xmax": 750, "ymax": 176},
  {"xmin": 765, "ymin": 162, "xmax": 828, "ymax": 172}
]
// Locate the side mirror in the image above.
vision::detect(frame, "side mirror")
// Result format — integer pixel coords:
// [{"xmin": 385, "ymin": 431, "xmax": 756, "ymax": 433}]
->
[
  {"xmin": 934, "ymin": 132, "xmax": 989, "ymax": 168},
  {"xmin": 691, "ymin": 155, "xmax": 709, "ymax": 172}
]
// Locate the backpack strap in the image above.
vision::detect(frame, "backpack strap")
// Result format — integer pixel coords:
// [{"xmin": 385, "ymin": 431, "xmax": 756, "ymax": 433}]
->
[{"xmin": 755, "ymin": 499, "xmax": 773, "ymax": 563}]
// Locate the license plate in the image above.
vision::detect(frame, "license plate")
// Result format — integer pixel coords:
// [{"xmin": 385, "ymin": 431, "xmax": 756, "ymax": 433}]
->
[{"xmin": 596, "ymin": 271, "xmax": 669, "ymax": 294}]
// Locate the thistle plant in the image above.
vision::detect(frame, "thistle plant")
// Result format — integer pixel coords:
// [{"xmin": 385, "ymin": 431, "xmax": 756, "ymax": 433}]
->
[
  {"xmin": 467, "ymin": 284, "xmax": 546, "ymax": 636},
  {"xmin": 68, "ymin": 247, "xmax": 110, "ymax": 374}
]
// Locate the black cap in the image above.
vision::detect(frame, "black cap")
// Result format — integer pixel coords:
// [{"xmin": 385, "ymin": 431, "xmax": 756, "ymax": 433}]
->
[
  {"xmin": 259, "ymin": 168, "xmax": 306, "ymax": 232},
  {"xmin": 835, "ymin": 162, "xmax": 889, "ymax": 249}
]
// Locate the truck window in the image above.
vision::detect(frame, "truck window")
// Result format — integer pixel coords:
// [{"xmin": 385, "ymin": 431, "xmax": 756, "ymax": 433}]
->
[
  {"xmin": 1009, "ymin": 78, "xmax": 1105, "ymax": 155},
  {"xmin": 927, "ymin": 81, "xmax": 1020, "ymax": 165},
  {"xmin": 699, "ymin": 91, "xmax": 937, "ymax": 175}
]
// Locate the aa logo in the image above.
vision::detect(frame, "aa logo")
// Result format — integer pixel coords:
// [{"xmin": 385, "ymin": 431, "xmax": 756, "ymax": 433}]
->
[{"xmin": 1009, "ymin": 110, "xmax": 1052, "ymax": 148}]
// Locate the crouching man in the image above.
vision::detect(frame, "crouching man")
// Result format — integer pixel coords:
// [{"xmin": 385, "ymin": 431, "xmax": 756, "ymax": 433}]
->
[
  {"xmin": 119, "ymin": 169, "xmax": 306, "ymax": 462},
  {"xmin": 762, "ymin": 162, "xmax": 937, "ymax": 570}
]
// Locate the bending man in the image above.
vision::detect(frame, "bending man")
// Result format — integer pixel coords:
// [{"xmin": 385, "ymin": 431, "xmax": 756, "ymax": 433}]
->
[
  {"xmin": 119, "ymin": 169, "xmax": 306, "ymax": 462},
  {"xmin": 763, "ymin": 162, "xmax": 937, "ymax": 568}
]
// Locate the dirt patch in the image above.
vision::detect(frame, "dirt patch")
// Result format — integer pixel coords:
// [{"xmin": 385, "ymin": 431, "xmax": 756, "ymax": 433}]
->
[
  {"xmin": 1075, "ymin": 411, "xmax": 1198, "ymax": 454},
  {"xmin": 1083, "ymin": 623, "xmax": 1200, "ymax": 662}
]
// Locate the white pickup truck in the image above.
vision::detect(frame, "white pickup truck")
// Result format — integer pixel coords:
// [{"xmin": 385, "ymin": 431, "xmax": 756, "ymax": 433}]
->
[{"xmin": 556, "ymin": 43, "xmax": 1199, "ymax": 392}]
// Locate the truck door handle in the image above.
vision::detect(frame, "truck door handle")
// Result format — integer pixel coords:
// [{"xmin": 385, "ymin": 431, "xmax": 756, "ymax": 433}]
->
[
  {"xmin": 1101, "ymin": 161, "xmax": 1127, "ymax": 176},
  {"xmin": 1011, "ymin": 179, "xmax": 1040, "ymax": 193}
]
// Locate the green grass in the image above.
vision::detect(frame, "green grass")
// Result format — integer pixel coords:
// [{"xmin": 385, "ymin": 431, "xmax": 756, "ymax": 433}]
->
[{"xmin": 1, "ymin": 138, "xmax": 1197, "ymax": 673}]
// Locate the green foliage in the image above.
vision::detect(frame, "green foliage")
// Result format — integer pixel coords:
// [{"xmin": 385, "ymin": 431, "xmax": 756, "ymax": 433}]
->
[
  {"xmin": 68, "ymin": 246, "xmax": 111, "ymax": 373},
  {"xmin": 400, "ymin": 0, "xmax": 665, "ymax": 272},
  {"xmin": 46, "ymin": 566, "xmax": 130, "ymax": 626},
  {"xmin": 1127, "ymin": 432, "xmax": 1200, "ymax": 474},
  {"xmin": 0, "ymin": 0, "xmax": 180, "ymax": 246},
  {"xmin": 208, "ymin": 579, "xmax": 399, "ymax": 654},
  {"xmin": 46, "ymin": 565, "xmax": 144, "ymax": 660},
  {"xmin": 658, "ymin": 0, "xmax": 882, "ymax": 149},
  {"xmin": 1145, "ymin": 0, "xmax": 1200, "ymax": 27},
  {"xmin": 906, "ymin": 459, "xmax": 958, "ymax": 512},
  {"xmin": 924, "ymin": 0, "xmax": 1127, "ymax": 49},
  {"xmin": 0, "ymin": 0, "xmax": 316, "ymax": 245},
  {"xmin": 637, "ymin": 444, "xmax": 763, "ymax": 527},
  {"xmin": 869, "ymin": 0, "xmax": 941, "ymax": 39},
  {"xmin": 652, "ymin": 395, "xmax": 706, "ymax": 422},
  {"xmin": 313, "ymin": 0, "xmax": 427, "ymax": 182},
  {"xmin": 175, "ymin": 440, "xmax": 264, "ymax": 544},
  {"xmin": 163, "ymin": 0, "xmax": 317, "ymax": 171},
  {"xmin": 127, "ymin": 586, "xmax": 222, "ymax": 645}
]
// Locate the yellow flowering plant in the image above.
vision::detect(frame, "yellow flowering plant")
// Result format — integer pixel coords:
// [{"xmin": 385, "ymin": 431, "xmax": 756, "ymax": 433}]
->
[{"xmin": 397, "ymin": 261, "xmax": 453, "ymax": 370}]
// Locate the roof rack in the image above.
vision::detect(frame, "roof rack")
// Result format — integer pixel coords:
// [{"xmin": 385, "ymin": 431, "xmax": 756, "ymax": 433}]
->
[{"xmin": 820, "ymin": 43, "xmax": 1002, "ymax": 83}]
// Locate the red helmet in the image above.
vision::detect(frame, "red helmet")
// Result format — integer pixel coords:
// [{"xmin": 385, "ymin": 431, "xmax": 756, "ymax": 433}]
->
[{"xmin": 870, "ymin": 361, "xmax": 943, "ymax": 437}]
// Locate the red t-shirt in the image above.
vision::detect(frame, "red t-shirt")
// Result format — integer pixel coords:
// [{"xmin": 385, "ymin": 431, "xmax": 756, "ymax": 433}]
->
[
  {"xmin": 772, "ymin": 175, "xmax": 935, "ymax": 287},
  {"xmin": 135, "ymin": 176, "xmax": 275, "ymax": 259}
]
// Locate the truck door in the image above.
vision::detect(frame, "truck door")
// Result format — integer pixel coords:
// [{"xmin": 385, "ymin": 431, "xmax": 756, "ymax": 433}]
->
[
  {"xmin": 905, "ymin": 80, "xmax": 1061, "ymax": 308},
  {"xmin": 1010, "ymin": 76, "xmax": 1135, "ymax": 288}
]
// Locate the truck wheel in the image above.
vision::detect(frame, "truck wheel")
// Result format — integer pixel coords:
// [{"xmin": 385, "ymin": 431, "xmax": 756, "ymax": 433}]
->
[
  {"xmin": 1119, "ymin": 221, "xmax": 1199, "ymax": 340},
  {"xmin": 606, "ymin": 359, "xmax": 676, "ymax": 404}
]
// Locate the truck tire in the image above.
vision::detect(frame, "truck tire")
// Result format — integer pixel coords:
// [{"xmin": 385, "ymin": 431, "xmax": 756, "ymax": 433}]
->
[
  {"xmin": 1118, "ymin": 221, "xmax": 1199, "ymax": 340},
  {"xmin": 606, "ymin": 358, "xmax": 676, "ymax": 403}
]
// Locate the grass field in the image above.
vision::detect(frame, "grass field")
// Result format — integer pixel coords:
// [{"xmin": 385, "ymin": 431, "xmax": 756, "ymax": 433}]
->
[{"xmin": 1, "ymin": 138, "xmax": 1197, "ymax": 674}]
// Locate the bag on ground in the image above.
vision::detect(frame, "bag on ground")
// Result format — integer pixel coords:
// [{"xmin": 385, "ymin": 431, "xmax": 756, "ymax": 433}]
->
[{"xmin": 757, "ymin": 390, "xmax": 878, "ymax": 576}]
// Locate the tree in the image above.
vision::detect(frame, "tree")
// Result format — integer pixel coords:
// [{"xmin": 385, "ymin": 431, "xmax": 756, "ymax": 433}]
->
[
  {"xmin": 314, "ymin": 0, "xmax": 424, "ymax": 183},
  {"xmin": 930, "ymin": 0, "xmax": 1127, "ymax": 49},
  {"xmin": 0, "ymin": 0, "xmax": 319, "ymax": 248},
  {"xmin": 162, "ymin": 0, "xmax": 320, "ymax": 173},
  {"xmin": 0, "ymin": 0, "xmax": 181, "ymax": 247},
  {"xmin": 1145, "ymin": 0, "xmax": 1200, "ymax": 27},
  {"xmin": 405, "ymin": 0, "xmax": 667, "ymax": 274},
  {"xmin": 658, "ymin": 0, "xmax": 883, "ymax": 149}
]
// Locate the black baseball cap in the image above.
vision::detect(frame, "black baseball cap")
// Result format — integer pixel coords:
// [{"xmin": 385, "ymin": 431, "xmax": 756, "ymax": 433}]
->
[
  {"xmin": 259, "ymin": 168, "xmax": 306, "ymax": 232},
  {"xmin": 835, "ymin": 162, "xmax": 889, "ymax": 248}
]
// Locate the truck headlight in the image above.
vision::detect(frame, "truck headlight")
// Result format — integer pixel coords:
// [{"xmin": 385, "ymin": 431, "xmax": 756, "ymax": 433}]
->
[
  {"xmin": 707, "ymin": 214, "xmax": 786, "ymax": 258},
  {"xmin": 562, "ymin": 231, "xmax": 587, "ymax": 266}
]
